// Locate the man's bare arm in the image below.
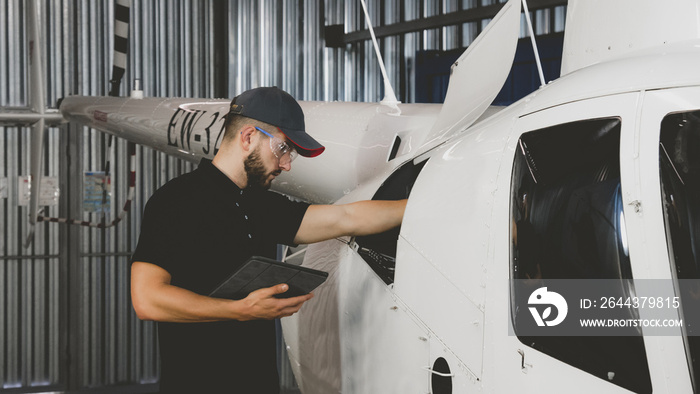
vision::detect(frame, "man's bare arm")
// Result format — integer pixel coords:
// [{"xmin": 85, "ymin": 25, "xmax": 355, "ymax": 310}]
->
[
  {"xmin": 293, "ymin": 199, "xmax": 407, "ymax": 245},
  {"xmin": 131, "ymin": 261, "xmax": 313, "ymax": 322}
]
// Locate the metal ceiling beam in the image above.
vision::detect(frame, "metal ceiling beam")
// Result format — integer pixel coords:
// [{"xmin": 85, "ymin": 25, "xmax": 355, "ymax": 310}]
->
[
  {"xmin": 325, "ymin": 0, "xmax": 567, "ymax": 47},
  {"xmin": 0, "ymin": 109, "xmax": 65, "ymax": 126}
]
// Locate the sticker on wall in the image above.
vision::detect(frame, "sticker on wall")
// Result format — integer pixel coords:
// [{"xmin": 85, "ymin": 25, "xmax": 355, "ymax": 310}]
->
[
  {"xmin": 18, "ymin": 176, "xmax": 60, "ymax": 206},
  {"xmin": 83, "ymin": 171, "xmax": 111, "ymax": 213}
]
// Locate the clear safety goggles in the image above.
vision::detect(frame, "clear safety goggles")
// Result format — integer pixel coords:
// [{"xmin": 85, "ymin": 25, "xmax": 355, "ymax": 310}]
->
[{"xmin": 255, "ymin": 126, "xmax": 298, "ymax": 165}]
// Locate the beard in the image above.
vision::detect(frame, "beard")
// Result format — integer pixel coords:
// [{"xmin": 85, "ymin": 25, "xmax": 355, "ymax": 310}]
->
[{"xmin": 244, "ymin": 148, "xmax": 280, "ymax": 190}]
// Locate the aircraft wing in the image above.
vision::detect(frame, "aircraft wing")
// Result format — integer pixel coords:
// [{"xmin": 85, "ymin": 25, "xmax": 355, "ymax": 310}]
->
[
  {"xmin": 59, "ymin": 96, "xmax": 445, "ymax": 204},
  {"xmin": 59, "ymin": 96, "xmax": 229, "ymax": 162}
]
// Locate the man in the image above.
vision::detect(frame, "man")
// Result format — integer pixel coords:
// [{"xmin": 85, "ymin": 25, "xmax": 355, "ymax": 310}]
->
[{"xmin": 130, "ymin": 86, "xmax": 407, "ymax": 393}]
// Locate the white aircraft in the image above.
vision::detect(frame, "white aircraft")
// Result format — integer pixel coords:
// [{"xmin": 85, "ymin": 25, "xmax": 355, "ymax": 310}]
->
[{"xmin": 55, "ymin": 0, "xmax": 700, "ymax": 392}]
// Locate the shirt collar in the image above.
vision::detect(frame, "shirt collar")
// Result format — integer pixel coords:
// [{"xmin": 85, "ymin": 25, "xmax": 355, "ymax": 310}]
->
[{"xmin": 197, "ymin": 158, "xmax": 244, "ymax": 197}]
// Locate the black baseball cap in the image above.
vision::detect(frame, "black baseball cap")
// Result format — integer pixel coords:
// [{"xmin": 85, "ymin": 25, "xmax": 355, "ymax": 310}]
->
[{"xmin": 229, "ymin": 87, "xmax": 325, "ymax": 158}]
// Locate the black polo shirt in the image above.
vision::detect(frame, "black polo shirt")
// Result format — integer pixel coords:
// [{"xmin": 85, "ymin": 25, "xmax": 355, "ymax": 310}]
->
[{"xmin": 132, "ymin": 159, "xmax": 309, "ymax": 393}]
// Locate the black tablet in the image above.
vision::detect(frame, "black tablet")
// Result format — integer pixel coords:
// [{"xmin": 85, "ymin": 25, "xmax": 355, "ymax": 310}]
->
[{"xmin": 208, "ymin": 256, "xmax": 329, "ymax": 300}]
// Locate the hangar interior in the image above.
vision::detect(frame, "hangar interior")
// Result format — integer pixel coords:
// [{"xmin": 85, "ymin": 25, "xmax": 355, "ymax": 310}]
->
[{"xmin": 0, "ymin": 0, "xmax": 565, "ymax": 392}]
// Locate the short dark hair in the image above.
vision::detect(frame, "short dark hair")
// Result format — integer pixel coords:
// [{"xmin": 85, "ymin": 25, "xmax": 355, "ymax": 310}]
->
[{"xmin": 221, "ymin": 113, "xmax": 275, "ymax": 144}]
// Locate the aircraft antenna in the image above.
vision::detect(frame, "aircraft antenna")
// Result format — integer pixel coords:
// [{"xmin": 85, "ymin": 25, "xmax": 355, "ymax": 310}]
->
[
  {"xmin": 521, "ymin": 0, "xmax": 546, "ymax": 87},
  {"xmin": 359, "ymin": 0, "xmax": 401, "ymax": 112}
]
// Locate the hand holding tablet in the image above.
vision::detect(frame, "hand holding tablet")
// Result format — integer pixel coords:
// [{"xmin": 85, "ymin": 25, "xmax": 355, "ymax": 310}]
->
[{"xmin": 209, "ymin": 256, "xmax": 329, "ymax": 300}]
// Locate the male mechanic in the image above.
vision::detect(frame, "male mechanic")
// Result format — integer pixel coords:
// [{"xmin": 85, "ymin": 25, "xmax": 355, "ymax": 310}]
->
[{"xmin": 130, "ymin": 86, "xmax": 407, "ymax": 393}]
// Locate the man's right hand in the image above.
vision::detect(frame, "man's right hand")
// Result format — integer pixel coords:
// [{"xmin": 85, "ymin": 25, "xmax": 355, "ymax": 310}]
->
[
  {"xmin": 131, "ymin": 261, "xmax": 313, "ymax": 323},
  {"xmin": 238, "ymin": 284, "xmax": 314, "ymax": 321}
]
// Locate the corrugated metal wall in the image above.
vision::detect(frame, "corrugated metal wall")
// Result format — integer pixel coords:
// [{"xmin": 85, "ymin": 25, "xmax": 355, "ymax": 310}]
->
[
  {"xmin": 1, "ymin": 0, "xmax": 565, "ymax": 392},
  {"xmin": 1, "ymin": 0, "xmax": 63, "ymax": 390}
]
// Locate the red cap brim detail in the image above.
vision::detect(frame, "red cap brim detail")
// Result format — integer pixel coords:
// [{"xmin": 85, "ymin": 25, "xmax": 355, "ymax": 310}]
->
[
  {"xmin": 276, "ymin": 127, "xmax": 325, "ymax": 158},
  {"xmin": 297, "ymin": 146, "xmax": 325, "ymax": 158}
]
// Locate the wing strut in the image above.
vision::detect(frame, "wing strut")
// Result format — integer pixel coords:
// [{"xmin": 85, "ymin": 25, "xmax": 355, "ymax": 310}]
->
[
  {"xmin": 359, "ymin": 0, "xmax": 401, "ymax": 113},
  {"xmin": 521, "ymin": 0, "xmax": 545, "ymax": 87}
]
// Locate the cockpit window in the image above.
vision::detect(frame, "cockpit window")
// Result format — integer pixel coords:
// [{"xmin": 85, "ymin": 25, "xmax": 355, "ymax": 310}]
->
[
  {"xmin": 510, "ymin": 118, "xmax": 652, "ymax": 393},
  {"xmin": 659, "ymin": 110, "xmax": 700, "ymax": 389}
]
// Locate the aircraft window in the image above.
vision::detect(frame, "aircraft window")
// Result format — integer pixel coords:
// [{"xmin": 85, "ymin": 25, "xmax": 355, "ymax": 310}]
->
[
  {"xmin": 510, "ymin": 118, "xmax": 652, "ymax": 393},
  {"xmin": 355, "ymin": 159, "xmax": 428, "ymax": 285},
  {"xmin": 659, "ymin": 110, "xmax": 700, "ymax": 390}
]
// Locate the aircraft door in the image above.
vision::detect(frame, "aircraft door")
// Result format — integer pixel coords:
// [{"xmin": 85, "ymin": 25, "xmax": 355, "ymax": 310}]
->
[
  {"xmin": 341, "ymin": 159, "xmax": 433, "ymax": 393},
  {"xmin": 490, "ymin": 93, "xmax": 657, "ymax": 393},
  {"xmin": 633, "ymin": 86, "xmax": 700, "ymax": 393}
]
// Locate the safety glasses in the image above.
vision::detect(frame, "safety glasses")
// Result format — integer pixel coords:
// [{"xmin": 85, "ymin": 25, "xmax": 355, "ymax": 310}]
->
[{"xmin": 254, "ymin": 126, "xmax": 298, "ymax": 165}]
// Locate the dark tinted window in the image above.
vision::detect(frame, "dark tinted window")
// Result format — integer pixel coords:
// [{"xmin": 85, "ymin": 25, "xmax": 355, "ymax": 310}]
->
[
  {"xmin": 510, "ymin": 118, "xmax": 651, "ymax": 393},
  {"xmin": 660, "ymin": 110, "xmax": 700, "ymax": 390}
]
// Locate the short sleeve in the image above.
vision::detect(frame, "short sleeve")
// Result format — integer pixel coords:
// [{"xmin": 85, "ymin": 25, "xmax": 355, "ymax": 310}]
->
[
  {"xmin": 252, "ymin": 191, "xmax": 310, "ymax": 246},
  {"xmin": 131, "ymin": 190, "xmax": 180, "ymax": 272}
]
